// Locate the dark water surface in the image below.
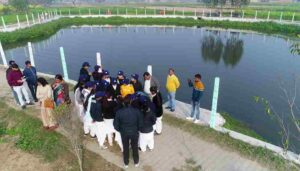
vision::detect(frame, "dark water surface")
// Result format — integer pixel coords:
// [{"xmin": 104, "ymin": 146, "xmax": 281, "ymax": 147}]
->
[{"xmin": 3, "ymin": 26, "xmax": 300, "ymax": 152}]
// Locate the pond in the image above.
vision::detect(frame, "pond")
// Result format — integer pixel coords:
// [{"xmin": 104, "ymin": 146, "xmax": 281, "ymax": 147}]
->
[{"xmin": 3, "ymin": 26, "xmax": 300, "ymax": 153}]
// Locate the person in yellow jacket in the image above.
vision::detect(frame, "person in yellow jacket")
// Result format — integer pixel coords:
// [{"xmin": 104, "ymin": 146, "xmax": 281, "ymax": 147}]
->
[
  {"xmin": 120, "ymin": 79, "xmax": 135, "ymax": 98},
  {"xmin": 165, "ymin": 68, "xmax": 180, "ymax": 112}
]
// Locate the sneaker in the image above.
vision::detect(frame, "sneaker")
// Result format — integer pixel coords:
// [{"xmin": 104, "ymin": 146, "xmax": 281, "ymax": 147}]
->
[
  {"xmin": 165, "ymin": 106, "xmax": 171, "ymax": 109},
  {"xmin": 26, "ymin": 102, "xmax": 35, "ymax": 105},
  {"xmin": 194, "ymin": 119, "xmax": 200, "ymax": 124},
  {"xmin": 34, "ymin": 99, "xmax": 39, "ymax": 103},
  {"xmin": 100, "ymin": 145, "xmax": 108, "ymax": 150},
  {"xmin": 123, "ymin": 165, "xmax": 128, "ymax": 169},
  {"xmin": 186, "ymin": 117, "xmax": 193, "ymax": 120},
  {"xmin": 21, "ymin": 105, "xmax": 26, "ymax": 109},
  {"xmin": 134, "ymin": 163, "xmax": 139, "ymax": 168},
  {"xmin": 170, "ymin": 109, "xmax": 175, "ymax": 112}
]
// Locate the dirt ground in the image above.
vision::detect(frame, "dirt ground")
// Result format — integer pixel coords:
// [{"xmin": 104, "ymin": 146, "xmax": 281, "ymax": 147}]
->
[{"xmin": 0, "ymin": 143, "xmax": 53, "ymax": 171}]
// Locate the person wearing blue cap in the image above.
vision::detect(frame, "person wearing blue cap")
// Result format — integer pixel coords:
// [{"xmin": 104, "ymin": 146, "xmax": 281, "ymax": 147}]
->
[
  {"xmin": 96, "ymin": 80, "xmax": 110, "ymax": 92},
  {"xmin": 114, "ymin": 95, "xmax": 143, "ymax": 169},
  {"xmin": 102, "ymin": 70, "xmax": 111, "ymax": 84},
  {"xmin": 150, "ymin": 86, "xmax": 163, "ymax": 134},
  {"xmin": 131, "ymin": 74, "xmax": 143, "ymax": 92},
  {"xmin": 92, "ymin": 65, "xmax": 103, "ymax": 81},
  {"xmin": 90, "ymin": 91, "xmax": 107, "ymax": 149},
  {"xmin": 74, "ymin": 79, "xmax": 86, "ymax": 121},
  {"xmin": 80, "ymin": 62, "xmax": 91, "ymax": 82},
  {"xmin": 120, "ymin": 79, "xmax": 135, "ymax": 98},
  {"xmin": 139, "ymin": 99, "xmax": 157, "ymax": 152},
  {"xmin": 117, "ymin": 70, "xmax": 125, "ymax": 85},
  {"xmin": 107, "ymin": 77, "xmax": 121, "ymax": 101}
]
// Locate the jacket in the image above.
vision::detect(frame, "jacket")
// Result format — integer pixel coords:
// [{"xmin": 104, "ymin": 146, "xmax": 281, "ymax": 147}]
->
[
  {"xmin": 166, "ymin": 74, "xmax": 180, "ymax": 92},
  {"xmin": 90, "ymin": 98, "xmax": 104, "ymax": 122},
  {"xmin": 132, "ymin": 81, "xmax": 143, "ymax": 92},
  {"xmin": 114, "ymin": 106, "xmax": 143, "ymax": 136},
  {"xmin": 92, "ymin": 71, "xmax": 103, "ymax": 81},
  {"xmin": 102, "ymin": 100, "xmax": 118, "ymax": 119},
  {"xmin": 79, "ymin": 68, "xmax": 91, "ymax": 82},
  {"xmin": 107, "ymin": 84, "xmax": 121, "ymax": 100},
  {"xmin": 140, "ymin": 110, "xmax": 157, "ymax": 133},
  {"xmin": 8, "ymin": 70, "xmax": 24, "ymax": 87},
  {"xmin": 120, "ymin": 84, "xmax": 135, "ymax": 98},
  {"xmin": 188, "ymin": 81, "xmax": 205, "ymax": 102},
  {"xmin": 23, "ymin": 66, "xmax": 37, "ymax": 85},
  {"xmin": 152, "ymin": 92, "xmax": 163, "ymax": 117}
]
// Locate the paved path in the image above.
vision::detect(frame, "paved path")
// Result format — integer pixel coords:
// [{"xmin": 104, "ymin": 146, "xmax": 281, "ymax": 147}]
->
[{"xmin": 0, "ymin": 67, "xmax": 270, "ymax": 171}]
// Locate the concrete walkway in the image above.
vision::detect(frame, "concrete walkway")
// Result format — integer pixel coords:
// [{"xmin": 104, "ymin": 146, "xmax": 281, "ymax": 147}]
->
[{"xmin": 0, "ymin": 67, "xmax": 270, "ymax": 171}]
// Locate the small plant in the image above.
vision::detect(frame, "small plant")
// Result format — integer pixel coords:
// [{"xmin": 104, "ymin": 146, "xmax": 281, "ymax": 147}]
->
[{"xmin": 172, "ymin": 158, "xmax": 202, "ymax": 171}]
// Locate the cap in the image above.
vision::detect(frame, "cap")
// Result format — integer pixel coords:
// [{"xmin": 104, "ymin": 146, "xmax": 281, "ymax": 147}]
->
[
  {"xmin": 103, "ymin": 70, "xmax": 110, "ymax": 76},
  {"xmin": 85, "ymin": 81, "xmax": 95, "ymax": 88},
  {"xmin": 101, "ymin": 80, "xmax": 110, "ymax": 87},
  {"xmin": 139, "ymin": 95, "xmax": 148, "ymax": 104},
  {"xmin": 94, "ymin": 65, "xmax": 101, "ymax": 71},
  {"xmin": 118, "ymin": 70, "xmax": 124, "ymax": 76},
  {"xmin": 111, "ymin": 78, "xmax": 117, "ymax": 85},
  {"xmin": 9, "ymin": 60, "xmax": 15, "ymax": 66},
  {"xmin": 129, "ymin": 94, "xmax": 137, "ymax": 100},
  {"xmin": 95, "ymin": 91, "xmax": 106, "ymax": 98},
  {"xmin": 131, "ymin": 74, "xmax": 139, "ymax": 80},
  {"xmin": 124, "ymin": 79, "xmax": 130, "ymax": 85},
  {"xmin": 82, "ymin": 62, "xmax": 90, "ymax": 67}
]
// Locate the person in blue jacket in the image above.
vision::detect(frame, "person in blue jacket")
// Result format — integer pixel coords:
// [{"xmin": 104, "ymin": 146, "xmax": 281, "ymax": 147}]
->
[{"xmin": 23, "ymin": 60, "xmax": 38, "ymax": 102}]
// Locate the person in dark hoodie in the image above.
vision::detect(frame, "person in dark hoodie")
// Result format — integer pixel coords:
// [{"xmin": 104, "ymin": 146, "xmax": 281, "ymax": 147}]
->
[
  {"xmin": 107, "ymin": 78, "xmax": 121, "ymax": 101},
  {"xmin": 6, "ymin": 60, "xmax": 20, "ymax": 105},
  {"xmin": 131, "ymin": 74, "xmax": 143, "ymax": 92},
  {"xmin": 139, "ymin": 96, "xmax": 157, "ymax": 152},
  {"xmin": 150, "ymin": 86, "xmax": 163, "ymax": 134},
  {"xmin": 23, "ymin": 60, "xmax": 38, "ymax": 102},
  {"xmin": 8, "ymin": 64, "xmax": 33, "ymax": 109},
  {"xmin": 92, "ymin": 65, "xmax": 103, "ymax": 81},
  {"xmin": 114, "ymin": 95, "xmax": 143, "ymax": 169},
  {"xmin": 90, "ymin": 91, "xmax": 107, "ymax": 149},
  {"xmin": 79, "ymin": 62, "xmax": 91, "ymax": 82}
]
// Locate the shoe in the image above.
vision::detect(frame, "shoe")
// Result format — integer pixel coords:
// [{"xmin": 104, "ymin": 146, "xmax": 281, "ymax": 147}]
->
[
  {"xmin": 84, "ymin": 133, "xmax": 89, "ymax": 136},
  {"xmin": 26, "ymin": 102, "xmax": 35, "ymax": 105},
  {"xmin": 21, "ymin": 105, "xmax": 26, "ymax": 109},
  {"xmin": 186, "ymin": 117, "xmax": 193, "ymax": 120},
  {"xmin": 123, "ymin": 165, "xmax": 128, "ymax": 169},
  {"xmin": 194, "ymin": 119, "xmax": 200, "ymax": 124},
  {"xmin": 100, "ymin": 145, "xmax": 108, "ymax": 150},
  {"xmin": 170, "ymin": 109, "xmax": 175, "ymax": 112},
  {"xmin": 34, "ymin": 99, "xmax": 39, "ymax": 103},
  {"xmin": 90, "ymin": 136, "xmax": 96, "ymax": 139},
  {"xmin": 135, "ymin": 163, "xmax": 139, "ymax": 168},
  {"xmin": 165, "ymin": 106, "xmax": 171, "ymax": 109}
]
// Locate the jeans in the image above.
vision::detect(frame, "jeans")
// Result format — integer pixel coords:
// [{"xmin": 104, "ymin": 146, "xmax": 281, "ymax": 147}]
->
[
  {"xmin": 27, "ymin": 83, "xmax": 37, "ymax": 101},
  {"xmin": 191, "ymin": 101, "xmax": 201, "ymax": 120},
  {"xmin": 11, "ymin": 87, "xmax": 20, "ymax": 105},
  {"xmin": 13, "ymin": 85, "xmax": 30, "ymax": 106},
  {"xmin": 167, "ymin": 92, "xmax": 176, "ymax": 110},
  {"xmin": 121, "ymin": 133, "xmax": 139, "ymax": 165}
]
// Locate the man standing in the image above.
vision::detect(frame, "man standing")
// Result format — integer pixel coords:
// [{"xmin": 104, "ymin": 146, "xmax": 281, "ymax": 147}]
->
[
  {"xmin": 131, "ymin": 74, "xmax": 143, "ymax": 92},
  {"xmin": 6, "ymin": 60, "xmax": 20, "ymax": 105},
  {"xmin": 114, "ymin": 95, "xmax": 143, "ymax": 169},
  {"xmin": 186, "ymin": 74, "xmax": 205, "ymax": 124},
  {"xmin": 23, "ymin": 60, "xmax": 38, "ymax": 102},
  {"xmin": 8, "ymin": 64, "xmax": 33, "ymax": 109},
  {"xmin": 80, "ymin": 62, "xmax": 91, "ymax": 82},
  {"xmin": 143, "ymin": 72, "xmax": 160, "ymax": 96},
  {"xmin": 165, "ymin": 68, "xmax": 180, "ymax": 112}
]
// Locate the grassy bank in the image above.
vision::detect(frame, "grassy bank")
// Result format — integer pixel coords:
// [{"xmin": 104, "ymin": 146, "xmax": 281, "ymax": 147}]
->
[
  {"xmin": 163, "ymin": 114, "xmax": 299, "ymax": 171},
  {"xmin": 0, "ymin": 101, "xmax": 121, "ymax": 170},
  {"xmin": 1, "ymin": 16, "xmax": 300, "ymax": 49}
]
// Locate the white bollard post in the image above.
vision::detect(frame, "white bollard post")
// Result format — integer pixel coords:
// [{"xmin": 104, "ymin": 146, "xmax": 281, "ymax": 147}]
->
[
  {"xmin": 31, "ymin": 13, "xmax": 35, "ymax": 24},
  {"xmin": 117, "ymin": 8, "xmax": 119, "ymax": 15},
  {"xmin": 280, "ymin": 12, "xmax": 283, "ymax": 22},
  {"xmin": 267, "ymin": 11, "xmax": 270, "ymax": 21},
  {"xmin": 183, "ymin": 9, "xmax": 185, "ymax": 16},
  {"xmin": 209, "ymin": 10, "xmax": 212, "ymax": 17},
  {"xmin": 126, "ymin": 8, "xmax": 128, "ymax": 15},
  {"xmin": 96, "ymin": 52, "xmax": 102, "ymax": 66},
  {"xmin": 154, "ymin": 8, "xmax": 156, "ymax": 15},
  {"xmin": 1, "ymin": 16, "xmax": 6, "ymax": 31},
  {"xmin": 164, "ymin": 8, "xmax": 166, "ymax": 16},
  {"xmin": 17, "ymin": 15, "xmax": 21, "ymax": 28},
  {"xmin": 136, "ymin": 8, "xmax": 137, "ymax": 15},
  {"xmin": 37, "ymin": 13, "xmax": 41, "ymax": 24},
  {"xmin": 230, "ymin": 10, "xmax": 233, "ymax": 18},
  {"xmin": 89, "ymin": 8, "xmax": 91, "ymax": 16},
  {"xmin": 147, "ymin": 65, "xmax": 152, "ymax": 76},
  {"xmin": 194, "ymin": 9, "xmax": 197, "ymax": 17},
  {"xmin": 145, "ymin": 8, "xmax": 146, "ymax": 15},
  {"xmin": 255, "ymin": 10, "xmax": 257, "ymax": 20},
  {"xmin": 79, "ymin": 9, "xmax": 81, "ymax": 16},
  {"xmin": 27, "ymin": 42, "xmax": 35, "ymax": 66},
  {"xmin": 0, "ymin": 42, "xmax": 8, "ymax": 67},
  {"xmin": 210, "ymin": 77, "xmax": 220, "ymax": 128},
  {"xmin": 69, "ymin": 9, "xmax": 71, "ymax": 16},
  {"xmin": 292, "ymin": 12, "xmax": 295, "ymax": 23},
  {"xmin": 220, "ymin": 10, "xmax": 222, "ymax": 17},
  {"xmin": 242, "ymin": 10, "xmax": 244, "ymax": 19},
  {"xmin": 202, "ymin": 9, "xmax": 204, "ymax": 17},
  {"xmin": 26, "ymin": 14, "xmax": 30, "ymax": 26},
  {"xmin": 99, "ymin": 9, "xmax": 101, "ymax": 15},
  {"xmin": 59, "ymin": 47, "xmax": 69, "ymax": 81},
  {"xmin": 173, "ymin": 8, "xmax": 175, "ymax": 16}
]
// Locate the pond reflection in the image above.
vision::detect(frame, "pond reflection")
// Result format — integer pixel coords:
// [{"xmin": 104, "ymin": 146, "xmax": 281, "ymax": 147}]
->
[{"xmin": 201, "ymin": 32, "xmax": 244, "ymax": 67}]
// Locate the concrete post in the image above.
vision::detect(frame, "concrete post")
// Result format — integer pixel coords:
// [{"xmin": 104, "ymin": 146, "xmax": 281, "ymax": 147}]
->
[
  {"xmin": 255, "ymin": 10, "xmax": 257, "ymax": 20},
  {"xmin": 96, "ymin": 52, "xmax": 101, "ymax": 66},
  {"xmin": 194, "ymin": 9, "xmax": 197, "ymax": 17},
  {"xmin": 173, "ymin": 8, "xmax": 175, "ymax": 16},
  {"xmin": 126, "ymin": 8, "xmax": 128, "ymax": 15},
  {"xmin": 31, "ymin": 13, "xmax": 35, "ymax": 24},
  {"xmin": 25, "ymin": 14, "xmax": 30, "ymax": 26},
  {"xmin": 292, "ymin": 12, "xmax": 295, "ymax": 23},
  {"xmin": 136, "ymin": 9, "xmax": 137, "ymax": 15},
  {"xmin": 202, "ymin": 9, "xmax": 204, "ymax": 17},
  {"xmin": 59, "ymin": 47, "xmax": 69, "ymax": 81},
  {"xmin": 164, "ymin": 8, "xmax": 166, "ymax": 15},
  {"xmin": 154, "ymin": 8, "xmax": 156, "ymax": 15},
  {"xmin": 69, "ymin": 9, "xmax": 71, "ymax": 16},
  {"xmin": 117, "ymin": 8, "xmax": 119, "ymax": 15},
  {"xmin": 89, "ymin": 8, "xmax": 91, "ymax": 16},
  {"xmin": 183, "ymin": 9, "xmax": 185, "ymax": 16},
  {"xmin": 99, "ymin": 9, "xmax": 101, "ymax": 15},
  {"xmin": 147, "ymin": 65, "xmax": 152, "ymax": 76},
  {"xmin": 17, "ymin": 15, "xmax": 21, "ymax": 28},
  {"xmin": 37, "ymin": 13, "xmax": 41, "ymax": 24},
  {"xmin": 79, "ymin": 9, "xmax": 81, "ymax": 16},
  {"xmin": 242, "ymin": 10, "xmax": 244, "ymax": 19},
  {"xmin": 210, "ymin": 77, "xmax": 220, "ymax": 128},
  {"xmin": 28, "ymin": 42, "xmax": 35, "ymax": 66},
  {"xmin": 267, "ymin": 11, "xmax": 270, "ymax": 21},
  {"xmin": 209, "ymin": 9, "xmax": 212, "ymax": 17},
  {"xmin": 145, "ymin": 8, "xmax": 146, "ymax": 15},
  {"xmin": 230, "ymin": 10, "xmax": 233, "ymax": 18},
  {"xmin": 280, "ymin": 12, "xmax": 283, "ymax": 22},
  {"xmin": 0, "ymin": 42, "xmax": 8, "ymax": 67}
]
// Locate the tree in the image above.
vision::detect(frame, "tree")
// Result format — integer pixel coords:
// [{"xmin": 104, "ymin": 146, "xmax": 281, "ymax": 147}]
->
[
  {"xmin": 201, "ymin": 34, "xmax": 224, "ymax": 64},
  {"xmin": 9, "ymin": 0, "xmax": 29, "ymax": 12},
  {"xmin": 29, "ymin": 0, "xmax": 54, "ymax": 6},
  {"xmin": 290, "ymin": 42, "xmax": 300, "ymax": 55}
]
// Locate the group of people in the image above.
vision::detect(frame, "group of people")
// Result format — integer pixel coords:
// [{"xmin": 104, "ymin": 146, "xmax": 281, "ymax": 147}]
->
[
  {"xmin": 5, "ymin": 60, "xmax": 205, "ymax": 169},
  {"xmin": 6, "ymin": 60, "xmax": 71, "ymax": 130},
  {"xmin": 74, "ymin": 62, "xmax": 205, "ymax": 168}
]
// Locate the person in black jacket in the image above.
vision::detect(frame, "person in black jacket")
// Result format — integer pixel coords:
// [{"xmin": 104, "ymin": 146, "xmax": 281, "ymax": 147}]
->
[
  {"xmin": 6, "ymin": 60, "xmax": 20, "ymax": 105},
  {"xmin": 90, "ymin": 91, "xmax": 107, "ymax": 149},
  {"xmin": 150, "ymin": 86, "xmax": 164, "ymax": 134},
  {"xmin": 92, "ymin": 65, "xmax": 103, "ymax": 81},
  {"xmin": 102, "ymin": 93, "xmax": 119, "ymax": 147},
  {"xmin": 139, "ymin": 98, "xmax": 157, "ymax": 152},
  {"xmin": 113, "ymin": 95, "xmax": 143, "ymax": 169},
  {"xmin": 131, "ymin": 74, "xmax": 143, "ymax": 92},
  {"xmin": 107, "ymin": 78, "xmax": 121, "ymax": 101},
  {"xmin": 79, "ymin": 62, "xmax": 91, "ymax": 82}
]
